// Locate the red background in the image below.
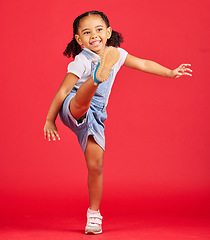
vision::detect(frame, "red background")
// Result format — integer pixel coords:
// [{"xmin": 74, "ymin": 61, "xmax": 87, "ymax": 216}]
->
[{"xmin": 1, "ymin": 0, "xmax": 210, "ymax": 223}]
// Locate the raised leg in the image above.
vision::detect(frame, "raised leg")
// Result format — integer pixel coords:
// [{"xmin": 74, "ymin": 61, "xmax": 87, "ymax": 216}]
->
[
  {"xmin": 85, "ymin": 135, "xmax": 104, "ymax": 211},
  {"xmin": 70, "ymin": 47, "xmax": 120, "ymax": 120},
  {"xmin": 70, "ymin": 76, "xmax": 98, "ymax": 120}
]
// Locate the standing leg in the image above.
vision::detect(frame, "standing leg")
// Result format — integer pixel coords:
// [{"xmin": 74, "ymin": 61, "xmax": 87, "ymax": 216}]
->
[
  {"xmin": 84, "ymin": 136, "xmax": 104, "ymax": 235},
  {"xmin": 85, "ymin": 135, "xmax": 104, "ymax": 211}
]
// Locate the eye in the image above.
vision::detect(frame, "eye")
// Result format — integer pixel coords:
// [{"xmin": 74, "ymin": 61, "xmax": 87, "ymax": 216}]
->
[
  {"xmin": 83, "ymin": 31, "xmax": 90, "ymax": 35},
  {"xmin": 97, "ymin": 28, "xmax": 103, "ymax": 32}
]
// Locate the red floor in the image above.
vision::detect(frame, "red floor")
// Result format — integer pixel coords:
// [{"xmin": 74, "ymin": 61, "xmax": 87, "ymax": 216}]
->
[{"xmin": 1, "ymin": 212, "xmax": 209, "ymax": 240}]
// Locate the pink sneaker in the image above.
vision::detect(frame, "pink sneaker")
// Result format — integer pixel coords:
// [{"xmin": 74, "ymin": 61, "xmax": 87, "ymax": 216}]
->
[{"xmin": 85, "ymin": 208, "xmax": 103, "ymax": 234}]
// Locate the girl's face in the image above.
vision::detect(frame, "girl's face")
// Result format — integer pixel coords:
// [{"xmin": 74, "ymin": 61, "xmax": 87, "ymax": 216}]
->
[{"xmin": 75, "ymin": 15, "xmax": 112, "ymax": 56}]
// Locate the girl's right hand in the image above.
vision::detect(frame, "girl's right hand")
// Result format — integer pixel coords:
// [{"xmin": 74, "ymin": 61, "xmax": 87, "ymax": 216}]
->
[{"xmin": 44, "ymin": 120, "xmax": 60, "ymax": 141}]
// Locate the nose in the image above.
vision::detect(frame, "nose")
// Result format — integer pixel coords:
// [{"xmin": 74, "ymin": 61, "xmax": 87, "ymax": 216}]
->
[
  {"xmin": 90, "ymin": 31, "xmax": 98, "ymax": 39},
  {"xmin": 91, "ymin": 34, "xmax": 97, "ymax": 39}
]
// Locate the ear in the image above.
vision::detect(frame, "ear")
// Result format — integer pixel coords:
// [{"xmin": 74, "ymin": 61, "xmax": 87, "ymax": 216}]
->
[
  {"xmin": 75, "ymin": 34, "xmax": 82, "ymax": 45},
  {"xmin": 107, "ymin": 27, "xmax": 112, "ymax": 39}
]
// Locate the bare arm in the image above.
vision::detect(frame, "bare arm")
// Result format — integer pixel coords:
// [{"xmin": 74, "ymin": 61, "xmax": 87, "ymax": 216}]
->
[
  {"xmin": 124, "ymin": 54, "xmax": 192, "ymax": 78},
  {"xmin": 44, "ymin": 73, "xmax": 79, "ymax": 141}
]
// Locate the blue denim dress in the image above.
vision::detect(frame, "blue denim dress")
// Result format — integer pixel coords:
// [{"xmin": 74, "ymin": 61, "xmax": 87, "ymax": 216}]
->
[{"xmin": 59, "ymin": 48, "xmax": 114, "ymax": 153}]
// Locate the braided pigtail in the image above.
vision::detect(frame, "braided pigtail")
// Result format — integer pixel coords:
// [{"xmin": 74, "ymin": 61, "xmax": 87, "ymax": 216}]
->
[
  {"xmin": 107, "ymin": 30, "xmax": 124, "ymax": 47},
  {"xmin": 63, "ymin": 37, "xmax": 82, "ymax": 59}
]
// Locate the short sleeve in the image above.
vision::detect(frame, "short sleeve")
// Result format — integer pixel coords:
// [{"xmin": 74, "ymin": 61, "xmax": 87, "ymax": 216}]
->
[
  {"xmin": 117, "ymin": 48, "xmax": 128, "ymax": 66},
  {"xmin": 114, "ymin": 48, "xmax": 128, "ymax": 73},
  {"xmin": 67, "ymin": 54, "xmax": 87, "ymax": 79}
]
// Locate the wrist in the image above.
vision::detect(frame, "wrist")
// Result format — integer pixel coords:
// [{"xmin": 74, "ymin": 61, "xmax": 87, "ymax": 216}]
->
[
  {"xmin": 169, "ymin": 70, "xmax": 174, "ymax": 78},
  {"xmin": 46, "ymin": 118, "xmax": 56, "ymax": 123}
]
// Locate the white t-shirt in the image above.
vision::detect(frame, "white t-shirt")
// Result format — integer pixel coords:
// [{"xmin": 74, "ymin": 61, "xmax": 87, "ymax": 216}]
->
[{"xmin": 67, "ymin": 47, "xmax": 128, "ymax": 106}]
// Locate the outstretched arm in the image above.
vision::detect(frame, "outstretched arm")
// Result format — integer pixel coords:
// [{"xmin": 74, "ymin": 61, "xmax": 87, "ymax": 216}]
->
[
  {"xmin": 124, "ymin": 54, "xmax": 192, "ymax": 78},
  {"xmin": 44, "ymin": 73, "xmax": 78, "ymax": 141}
]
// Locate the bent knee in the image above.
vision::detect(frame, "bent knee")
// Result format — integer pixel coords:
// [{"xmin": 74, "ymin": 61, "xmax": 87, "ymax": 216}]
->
[{"xmin": 70, "ymin": 98, "xmax": 90, "ymax": 119}]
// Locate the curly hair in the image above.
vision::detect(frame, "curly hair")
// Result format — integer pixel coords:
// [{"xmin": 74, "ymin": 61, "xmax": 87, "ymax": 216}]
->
[{"xmin": 63, "ymin": 11, "xmax": 123, "ymax": 59}]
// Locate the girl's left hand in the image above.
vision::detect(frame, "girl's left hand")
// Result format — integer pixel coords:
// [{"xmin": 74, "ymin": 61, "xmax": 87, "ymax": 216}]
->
[{"xmin": 172, "ymin": 64, "xmax": 192, "ymax": 78}]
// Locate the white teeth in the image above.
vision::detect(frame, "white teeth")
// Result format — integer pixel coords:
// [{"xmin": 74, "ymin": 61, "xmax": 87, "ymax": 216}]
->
[{"xmin": 91, "ymin": 41, "xmax": 101, "ymax": 46}]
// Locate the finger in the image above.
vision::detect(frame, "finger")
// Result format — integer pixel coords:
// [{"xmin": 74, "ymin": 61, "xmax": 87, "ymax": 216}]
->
[
  {"xmin": 51, "ymin": 131, "xmax": 56, "ymax": 141},
  {"xmin": 52, "ymin": 131, "xmax": 60, "ymax": 141},
  {"xmin": 47, "ymin": 131, "xmax": 52, "ymax": 141},
  {"xmin": 176, "ymin": 72, "xmax": 192, "ymax": 78},
  {"xmin": 54, "ymin": 131, "xmax": 61, "ymax": 140},
  {"xmin": 175, "ymin": 73, "xmax": 182, "ymax": 78},
  {"xmin": 184, "ymin": 68, "xmax": 193, "ymax": 72},
  {"xmin": 179, "ymin": 64, "xmax": 191, "ymax": 71},
  {"xmin": 178, "ymin": 68, "xmax": 192, "ymax": 74},
  {"xmin": 183, "ymin": 72, "xmax": 192, "ymax": 76},
  {"xmin": 181, "ymin": 64, "xmax": 191, "ymax": 67}
]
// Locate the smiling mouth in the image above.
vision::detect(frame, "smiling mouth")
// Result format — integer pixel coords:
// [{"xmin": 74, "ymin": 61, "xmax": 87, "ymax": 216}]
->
[{"xmin": 90, "ymin": 40, "xmax": 102, "ymax": 47}]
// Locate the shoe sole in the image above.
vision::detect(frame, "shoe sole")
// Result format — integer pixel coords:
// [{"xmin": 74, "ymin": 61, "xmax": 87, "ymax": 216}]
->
[
  {"xmin": 96, "ymin": 46, "xmax": 120, "ymax": 82},
  {"xmin": 85, "ymin": 230, "xmax": 102, "ymax": 235}
]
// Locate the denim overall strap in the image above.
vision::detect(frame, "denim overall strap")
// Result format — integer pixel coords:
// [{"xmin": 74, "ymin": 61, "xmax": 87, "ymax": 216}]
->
[{"xmin": 82, "ymin": 48, "xmax": 96, "ymax": 61}]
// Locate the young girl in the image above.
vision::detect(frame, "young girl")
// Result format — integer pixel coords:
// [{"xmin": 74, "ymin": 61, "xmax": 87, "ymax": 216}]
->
[{"xmin": 44, "ymin": 11, "xmax": 192, "ymax": 235}]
